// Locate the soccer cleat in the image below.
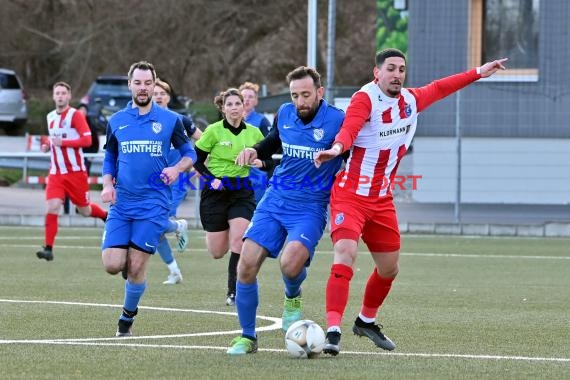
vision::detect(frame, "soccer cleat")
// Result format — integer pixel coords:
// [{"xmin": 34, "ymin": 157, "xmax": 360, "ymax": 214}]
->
[
  {"xmin": 225, "ymin": 293, "xmax": 235, "ymax": 306},
  {"xmin": 281, "ymin": 294, "xmax": 303, "ymax": 332},
  {"xmin": 116, "ymin": 319, "xmax": 133, "ymax": 337},
  {"xmin": 227, "ymin": 336, "xmax": 258, "ymax": 355},
  {"xmin": 175, "ymin": 219, "xmax": 188, "ymax": 252},
  {"xmin": 36, "ymin": 246, "xmax": 54, "ymax": 261},
  {"xmin": 323, "ymin": 331, "xmax": 342, "ymax": 356},
  {"xmin": 163, "ymin": 271, "xmax": 183, "ymax": 285},
  {"xmin": 352, "ymin": 318, "xmax": 396, "ymax": 351}
]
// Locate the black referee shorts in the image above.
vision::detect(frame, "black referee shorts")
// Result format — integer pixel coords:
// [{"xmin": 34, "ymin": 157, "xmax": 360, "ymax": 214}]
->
[{"xmin": 199, "ymin": 183, "xmax": 256, "ymax": 232}]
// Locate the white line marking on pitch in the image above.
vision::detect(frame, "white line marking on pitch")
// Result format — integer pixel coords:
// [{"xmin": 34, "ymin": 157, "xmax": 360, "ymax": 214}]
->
[
  {"xmin": 3, "ymin": 244, "xmax": 570, "ymax": 260},
  {"xmin": 0, "ymin": 299, "xmax": 281, "ymax": 342},
  {"xmin": 401, "ymin": 252, "xmax": 570, "ymax": 260},
  {"xmin": 0, "ymin": 340, "xmax": 568, "ymax": 363},
  {"xmin": 0, "ymin": 299, "xmax": 569, "ymax": 363}
]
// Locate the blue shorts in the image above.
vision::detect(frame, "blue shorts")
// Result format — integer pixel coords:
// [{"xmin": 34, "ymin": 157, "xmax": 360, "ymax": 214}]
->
[
  {"xmin": 243, "ymin": 193, "xmax": 327, "ymax": 265},
  {"xmin": 102, "ymin": 204, "xmax": 169, "ymax": 254}
]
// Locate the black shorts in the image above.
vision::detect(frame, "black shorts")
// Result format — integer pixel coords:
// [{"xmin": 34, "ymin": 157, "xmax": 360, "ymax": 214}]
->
[{"xmin": 199, "ymin": 183, "xmax": 256, "ymax": 232}]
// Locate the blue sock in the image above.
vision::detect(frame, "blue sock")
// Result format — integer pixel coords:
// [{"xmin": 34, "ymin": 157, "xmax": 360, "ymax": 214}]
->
[
  {"xmin": 120, "ymin": 280, "xmax": 147, "ymax": 321},
  {"xmin": 165, "ymin": 220, "xmax": 177, "ymax": 234},
  {"xmin": 236, "ymin": 281, "xmax": 258, "ymax": 339},
  {"xmin": 157, "ymin": 238, "xmax": 174, "ymax": 265},
  {"xmin": 283, "ymin": 267, "xmax": 306, "ymax": 298}
]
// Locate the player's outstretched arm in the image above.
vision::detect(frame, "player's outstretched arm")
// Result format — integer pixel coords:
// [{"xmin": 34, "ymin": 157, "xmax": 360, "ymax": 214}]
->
[
  {"xmin": 479, "ymin": 58, "xmax": 508, "ymax": 78},
  {"xmin": 235, "ymin": 147, "xmax": 257, "ymax": 166},
  {"xmin": 314, "ymin": 143, "xmax": 343, "ymax": 168}
]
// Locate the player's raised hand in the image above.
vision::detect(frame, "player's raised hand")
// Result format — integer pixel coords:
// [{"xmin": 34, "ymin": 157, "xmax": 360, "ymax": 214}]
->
[
  {"xmin": 314, "ymin": 143, "xmax": 343, "ymax": 168},
  {"xmin": 235, "ymin": 147, "xmax": 257, "ymax": 166},
  {"xmin": 479, "ymin": 58, "xmax": 508, "ymax": 78}
]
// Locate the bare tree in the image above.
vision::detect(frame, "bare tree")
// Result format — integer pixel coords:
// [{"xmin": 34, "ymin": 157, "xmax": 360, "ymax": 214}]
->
[{"xmin": 0, "ymin": 0, "xmax": 375, "ymax": 101}]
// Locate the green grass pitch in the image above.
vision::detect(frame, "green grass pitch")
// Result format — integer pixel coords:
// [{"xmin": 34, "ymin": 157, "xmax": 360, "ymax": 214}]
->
[{"xmin": 0, "ymin": 226, "xmax": 569, "ymax": 379}]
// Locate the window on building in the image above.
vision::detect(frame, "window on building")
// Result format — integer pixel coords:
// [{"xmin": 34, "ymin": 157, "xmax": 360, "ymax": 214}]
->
[{"xmin": 470, "ymin": 0, "xmax": 539, "ymax": 80}]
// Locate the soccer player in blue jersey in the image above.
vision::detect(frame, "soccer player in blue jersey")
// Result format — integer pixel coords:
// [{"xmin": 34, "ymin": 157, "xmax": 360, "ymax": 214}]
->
[
  {"xmin": 100, "ymin": 61, "xmax": 196, "ymax": 337},
  {"xmin": 227, "ymin": 66, "xmax": 345, "ymax": 355},
  {"xmin": 153, "ymin": 79, "xmax": 202, "ymax": 285}
]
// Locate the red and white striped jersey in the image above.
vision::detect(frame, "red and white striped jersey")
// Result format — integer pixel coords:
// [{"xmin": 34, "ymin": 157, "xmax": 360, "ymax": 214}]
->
[
  {"xmin": 334, "ymin": 68, "xmax": 480, "ymax": 198},
  {"xmin": 46, "ymin": 107, "xmax": 91, "ymax": 175}
]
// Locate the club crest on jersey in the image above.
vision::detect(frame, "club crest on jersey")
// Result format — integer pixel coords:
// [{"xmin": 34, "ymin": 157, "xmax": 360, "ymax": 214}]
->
[
  {"xmin": 152, "ymin": 122, "xmax": 162, "ymax": 134},
  {"xmin": 335, "ymin": 212, "xmax": 344, "ymax": 225},
  {"xmin": 404, "ymin": 104, "xmax": 412, "ymax": 117},
  {"xmin": 313, "ymin": 128, "xmax": 324, "ymax": 142}
]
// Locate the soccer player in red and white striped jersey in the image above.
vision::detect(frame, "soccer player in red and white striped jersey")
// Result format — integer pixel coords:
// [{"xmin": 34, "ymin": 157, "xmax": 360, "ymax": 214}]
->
[
  {"xmin": 314, "ymin": 49, "xmax": 507, "ymax": 355},
  {"xmin": 36, "ymin": 82, "xmax": 108, "ymax": 261}
]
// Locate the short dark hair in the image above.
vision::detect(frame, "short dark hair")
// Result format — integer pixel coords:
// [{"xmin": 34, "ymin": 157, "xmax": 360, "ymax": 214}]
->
[
  {"xmin": 375, "ymin": 48, "xmax": 406, "ymax": 67},
  {"xmin": 127, "ymin": 61, "xmax": 156, "ymax": 81},
  {"xmin": 286, "ymin": 66, "xmax": 322, "ymax": 88},
  {"xmin": 53, "ymin": 81, "xmax": 71, "ymax": 91}
]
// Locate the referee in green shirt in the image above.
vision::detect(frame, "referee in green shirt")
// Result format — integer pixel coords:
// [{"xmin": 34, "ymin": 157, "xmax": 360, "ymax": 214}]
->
[{"xmin": 194, "ymin": 88, "xmax": 268, "ymax": 306}]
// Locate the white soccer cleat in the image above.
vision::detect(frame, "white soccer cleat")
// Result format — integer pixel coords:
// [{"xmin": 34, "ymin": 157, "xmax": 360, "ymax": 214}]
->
[
  {"xmin": 175, "ymin": 219, "xmax": 189, "ymax": 252},
  {"xmin": 163, "ymin": 271, "xmax": 183, "ymax": 285}
]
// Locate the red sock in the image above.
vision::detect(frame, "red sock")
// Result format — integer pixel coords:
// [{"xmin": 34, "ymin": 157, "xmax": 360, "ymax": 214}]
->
[
  {"xmin": 325, "ymin": 263, "xmax": 353, "ymax": 329},
  {"xmin": 360, "ymin": 268, "xmax": 395, "ymax": 319},
  {"xmin": 45, "ymin": 213, "xmax": 58, "ymax": 247},
  {"xmin": 89, "ymin": 203, "xmax": 107, "ymax": 220}
]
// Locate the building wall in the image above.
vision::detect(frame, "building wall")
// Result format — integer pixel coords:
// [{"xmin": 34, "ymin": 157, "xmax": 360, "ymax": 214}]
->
[
  {"xmin": 410, "ymin": 137, "xmax": 570, "ymax": 204},
  {"xmin": 407, "ymin": 0, "xmax": 570, "ymax": 138}
]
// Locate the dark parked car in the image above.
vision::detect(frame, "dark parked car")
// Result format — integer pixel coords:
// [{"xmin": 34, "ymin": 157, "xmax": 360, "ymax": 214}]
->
[
  {"xmin": 80, "ymin": 75, "xmax": 131, "ymax": 133},
  {"xmin": 81, "ymin": 75, "xmax": 192, "ymax": 132}
]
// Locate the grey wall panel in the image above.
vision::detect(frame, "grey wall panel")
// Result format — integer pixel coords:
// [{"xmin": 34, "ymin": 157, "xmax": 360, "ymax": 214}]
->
[{"xmin": 407, "ymin": 0, "xmax": 570, "ymax": 138}]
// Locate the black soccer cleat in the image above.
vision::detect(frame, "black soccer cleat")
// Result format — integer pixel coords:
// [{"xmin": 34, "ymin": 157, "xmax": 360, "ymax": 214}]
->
[
  {"xmin": 36, "ymin": 246, "xmax": 54, "ymax": 261},
  {"xmin": 116, "ymin": 319, "xmax": 133, "ymax": 337},
  {"xmin": 352, "ymin": 317, "xmax": 396, "ymax": 351},
  {"xmin": 226, "ymin": 293, "xmax": 236, "ymax": 306},
  {"xmin": 323, "ymin": 331, "xmax": 341, "ymax": 356}
]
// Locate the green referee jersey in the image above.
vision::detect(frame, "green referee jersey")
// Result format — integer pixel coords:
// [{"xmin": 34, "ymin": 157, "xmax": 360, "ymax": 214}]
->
[{"xmin": 195, "ymin": 119, "xmax": 264, "ymax": 178}]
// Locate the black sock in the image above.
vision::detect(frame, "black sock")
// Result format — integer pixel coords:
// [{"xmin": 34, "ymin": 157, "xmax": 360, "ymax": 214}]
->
[
  {"xmin": 227, "ymin": 252, "xmax": 240, "ymax": 296},
  {"xmin": 355, "ymin": 316, "xmax": 370, "ymax": 326},
  {"xmin": 122, "ymin": 307, "xmax": 138, "ymax": 319}
]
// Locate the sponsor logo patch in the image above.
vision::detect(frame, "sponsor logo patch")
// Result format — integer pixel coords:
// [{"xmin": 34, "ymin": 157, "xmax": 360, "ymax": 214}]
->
[{"xmin": 335, "ymin": 212, "xmax": 344, "ymax": 225}]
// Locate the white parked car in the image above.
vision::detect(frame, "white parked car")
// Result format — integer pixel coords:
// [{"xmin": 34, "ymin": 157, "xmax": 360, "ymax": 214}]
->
[{"xmin": 0, "ymin": 68, "xmax": 27, "ymax": 135}]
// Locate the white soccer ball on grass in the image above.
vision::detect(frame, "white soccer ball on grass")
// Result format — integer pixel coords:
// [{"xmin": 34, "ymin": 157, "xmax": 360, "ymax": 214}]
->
[{"xmin": 284, "ymin": 319, "xmax": 326, "ymax": 359}]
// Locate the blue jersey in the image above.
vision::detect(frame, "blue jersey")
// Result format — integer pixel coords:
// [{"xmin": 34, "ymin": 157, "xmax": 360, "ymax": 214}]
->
[
  {"xmin": 245, "ymin": 110, "xmax": 271, "ymax": 136},
  {"xmin": 267, "ymin": 100, "xmax": 344, "ymax": 206},
  {"xmin": 103, "ymin": 101, "xmax": 196, "ymax": 212},
  {"xmin": 167, "ymin": 111, "xmax": 196, "ymax": 166}
]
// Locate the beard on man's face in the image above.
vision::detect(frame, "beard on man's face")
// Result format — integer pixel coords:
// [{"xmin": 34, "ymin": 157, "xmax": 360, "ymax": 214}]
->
[
  {"xmin": 134, "ymin": 94, "xmax": 152, "ymax": 107},
  {"xmin": 297, "ymin": 102, "xmax": 319, "ymax": 121}
]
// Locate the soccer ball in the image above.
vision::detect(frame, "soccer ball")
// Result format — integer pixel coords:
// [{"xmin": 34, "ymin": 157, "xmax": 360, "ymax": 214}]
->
[{"xmin": 284, "ymin": 319, "xmax": 326, "ymax": 359}]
